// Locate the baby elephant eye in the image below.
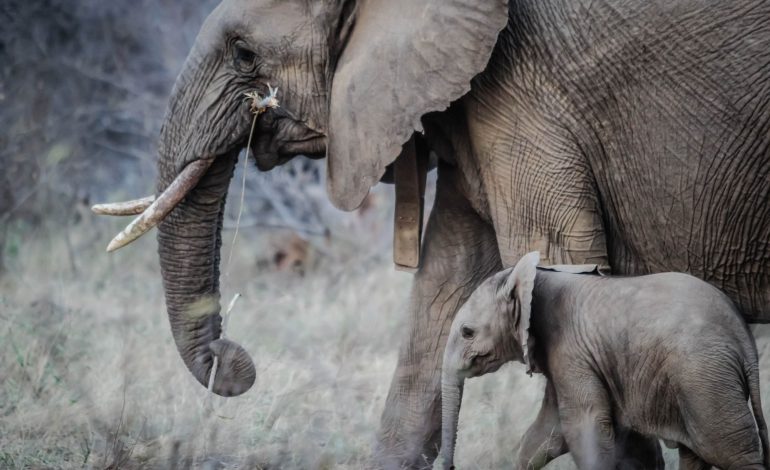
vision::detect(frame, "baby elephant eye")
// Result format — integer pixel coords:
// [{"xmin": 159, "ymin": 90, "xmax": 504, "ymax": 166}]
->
[{"xmin": 461, "ymin": 326, "xmax": 475, "ymax": 339}]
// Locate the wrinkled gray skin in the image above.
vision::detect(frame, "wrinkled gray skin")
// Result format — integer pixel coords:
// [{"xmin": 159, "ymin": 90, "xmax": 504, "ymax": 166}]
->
[
  {"xmin": 441, "ymin": 253, "xmax": 770, "ymax": 469},
  {"xmin": 146, "ymin": 0, "xmax": 770, "ymax": 465}
]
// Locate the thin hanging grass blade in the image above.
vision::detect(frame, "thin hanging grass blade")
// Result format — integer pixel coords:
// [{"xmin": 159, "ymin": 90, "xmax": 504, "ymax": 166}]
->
[
  {"xmin": 206, "ymin": 293, "xmax": 242, "ymax": 408},
  {"xmin": 226, "ymin": 85, "xmax": 280, "ymax": 277},
  {"xmin": 206, "ymin": 85, "xmax": 278, "ymax": 413}
]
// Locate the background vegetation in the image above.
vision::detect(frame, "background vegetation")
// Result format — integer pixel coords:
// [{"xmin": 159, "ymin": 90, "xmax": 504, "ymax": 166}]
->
[{"xmin": 2, "ymin": 2, "xmax": 769, "ymax": 468}]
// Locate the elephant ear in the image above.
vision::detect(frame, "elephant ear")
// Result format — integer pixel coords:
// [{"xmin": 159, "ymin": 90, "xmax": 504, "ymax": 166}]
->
[
  {"xmin": 326, "ymin": 0, "xmax": 509, "ymax": 210},
  {"xmin": 498, "ymin": 251, "xmax": 540, "ymax": 374}
]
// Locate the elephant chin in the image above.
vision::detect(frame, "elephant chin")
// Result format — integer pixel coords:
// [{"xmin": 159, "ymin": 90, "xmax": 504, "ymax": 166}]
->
[{"xmin": 253, "ymin": 150, "xmax": 281, "ymax": 172}]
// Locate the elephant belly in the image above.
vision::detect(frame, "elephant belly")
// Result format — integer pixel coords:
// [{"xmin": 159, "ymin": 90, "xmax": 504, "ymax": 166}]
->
[
  {"xmin": 613, "ymin": 399, "xmax": 689, "ymax": 451},
  {"xmin": 559, "ymin": 0, "xmax": 770, "ymax": 322},
  {"xmin": 471, "ymin": 0, "xmax": 770, "ymax": 322},
  {"xmin": 579, "ymin": 64, "xmax": 770, "ymax": 322}
]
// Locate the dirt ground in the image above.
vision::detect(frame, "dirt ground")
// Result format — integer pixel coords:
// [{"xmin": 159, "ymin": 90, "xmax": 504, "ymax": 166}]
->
[{"xmin": 2, "ymin": 186, "xmax": 770, "ymax": 469}]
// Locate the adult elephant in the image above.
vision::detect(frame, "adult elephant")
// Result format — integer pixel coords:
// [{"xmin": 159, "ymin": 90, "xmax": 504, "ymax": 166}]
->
[{"xmin": 95, "ymin": 0, "xmax": 770, "ymax": 467}]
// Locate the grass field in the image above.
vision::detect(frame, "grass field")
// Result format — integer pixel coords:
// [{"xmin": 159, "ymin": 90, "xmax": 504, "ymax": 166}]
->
[{"xmin": 2, "ymin": 182, "xmax": 770, "ymax": 469}]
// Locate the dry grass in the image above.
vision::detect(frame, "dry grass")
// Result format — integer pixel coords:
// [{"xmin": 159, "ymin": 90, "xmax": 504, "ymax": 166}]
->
[
  {"xmin": 0, "ymin": 181, "xmax": 404, "ymax": 469},
  {"xmin": 2, "ymin": 181, "xmax": 770, "ymax": 469}
]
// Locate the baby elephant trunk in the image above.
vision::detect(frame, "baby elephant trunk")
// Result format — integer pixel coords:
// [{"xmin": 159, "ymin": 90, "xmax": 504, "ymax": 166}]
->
[{"xmin": 440, "ymin": 370, "xmax": 464, "ymax": 470}]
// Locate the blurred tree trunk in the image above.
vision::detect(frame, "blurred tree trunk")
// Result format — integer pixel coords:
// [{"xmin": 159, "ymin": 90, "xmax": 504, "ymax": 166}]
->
[{"xmin": 0, "ymin": 177, "xmax": 10, "ymax": 273}]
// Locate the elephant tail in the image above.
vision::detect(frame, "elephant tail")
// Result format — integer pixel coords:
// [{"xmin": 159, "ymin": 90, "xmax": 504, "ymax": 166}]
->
[{"xmin": 747, "ymin": 362, "xmax": 769, "ymax": 467}]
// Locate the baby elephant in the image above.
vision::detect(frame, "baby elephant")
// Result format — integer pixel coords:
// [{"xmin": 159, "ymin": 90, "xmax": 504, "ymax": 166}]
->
[{"xmin": 441, "ymin": 252, "xmax": 769, "ymax": 469}]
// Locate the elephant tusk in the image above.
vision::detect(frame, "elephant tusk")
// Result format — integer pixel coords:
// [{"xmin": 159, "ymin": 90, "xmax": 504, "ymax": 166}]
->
[
  {"xmin": 91, "ymin": 195, "xmax": 156, "ymax": 216},
  {"xmin": 105, "ymin": 159, "xmax": 215, "ymax": 252}
]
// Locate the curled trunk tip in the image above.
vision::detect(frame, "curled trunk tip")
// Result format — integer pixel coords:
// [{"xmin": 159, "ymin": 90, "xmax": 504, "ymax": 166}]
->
[
  {"xmin": 170, "ymin": 296, "xmax": 257, "ymax": 397},
  {"xmin": 207, "ymin": 338, "xmax": 256, "ymax": 396}
]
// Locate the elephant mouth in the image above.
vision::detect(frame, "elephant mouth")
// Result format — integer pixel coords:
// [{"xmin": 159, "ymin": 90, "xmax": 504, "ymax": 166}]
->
[
  {"xmin": 279, "ymin": 136, "xmax": 327, "ymax": 157},
  {"xmin": 251, "ymin": 116, "xmax": 327, "ymax": 171},
  {"xmin": 466, "ymin": 354, "xmax": 505, "ymax": 377},
  {"xmin": 480, "ymin": 359, "xmax": 505, "ymax": 374},
  {"xmin": 252, "ymin": 135, "xmax": 326, "ymax": 171}
]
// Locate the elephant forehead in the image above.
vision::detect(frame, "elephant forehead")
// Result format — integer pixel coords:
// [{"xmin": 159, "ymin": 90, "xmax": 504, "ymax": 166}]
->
[
  {"xmin": 211, "ymin": 0, "xmax": 314, "ymax": 44},
  {"xmin": 460, "ymin": 283, "xmax": 498, "ymax": 318}
]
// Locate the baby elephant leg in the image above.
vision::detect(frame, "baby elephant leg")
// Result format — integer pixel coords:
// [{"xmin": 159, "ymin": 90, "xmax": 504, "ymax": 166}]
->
[
  {"xmin": 517, "ymin": 382, "xmax": 662, "ymax": 470},
  {"xmin": 557, "ymin": 379, "xmax": 617, "ymax": 470},
  {"xmin": 615, "ymin": 430, "xmax": 664, "ymax": 470},
  {"xmin": 516, "ymin": 382, "xmax": 568, "ymax": 470},
  {"xmin": 678, "ymin": 446, "xmax": 710, "ymax": 470},
  {"xmin": 681, "ymin": 383, "xmax": 765, "ymax": 469}
]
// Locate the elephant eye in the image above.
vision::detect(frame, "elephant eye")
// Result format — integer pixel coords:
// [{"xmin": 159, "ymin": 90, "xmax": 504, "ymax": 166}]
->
[
  {"xmin": 461, "ymin": 326, "xmax": 475, "ymax": 340},
  {"xmin": 232, "ymin": 43, "xmax": 258, "ymax": 72}
]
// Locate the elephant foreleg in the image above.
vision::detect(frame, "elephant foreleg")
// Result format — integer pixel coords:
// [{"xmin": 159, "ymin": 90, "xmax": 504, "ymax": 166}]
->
[
  {"xmin": 678, "ymin": 446, "xmax": 710, "ymax": 470},
  {"xmin": 557, "ymin": 377, "xmax": 618, "ymax": 470},
  {"xmin": 375, "ymin": 164, "xmax": 502, "ymax": 469},
  {"xmin": 614, "ymin": 429, "xmax": 664, "ymax": 470},
  {"xmin": 516, "ymin": 381, "xmax": 568, "ymax": 470}
]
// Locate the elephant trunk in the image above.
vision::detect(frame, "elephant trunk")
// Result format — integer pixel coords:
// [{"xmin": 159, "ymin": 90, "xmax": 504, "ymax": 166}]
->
[
  {"xmin": 154, "ymin": 58, "xmax": 256, "ymax": 397},
  {"xmin": 440, "ymin": 369, "xmax": 464, "ymax": 470},
  {"xmin": 156, "ymin": 149, "xmax": 255, "ymax": 396}
]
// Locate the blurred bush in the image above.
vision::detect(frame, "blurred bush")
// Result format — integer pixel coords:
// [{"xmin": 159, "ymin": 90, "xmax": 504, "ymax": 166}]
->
[
  {"xmin": 0, "ymin": 0, "xmax": 219, "ymax": 226},
  {"xmin": 0, "ymin": 1, "xmax": 390, "ymax": 273}
]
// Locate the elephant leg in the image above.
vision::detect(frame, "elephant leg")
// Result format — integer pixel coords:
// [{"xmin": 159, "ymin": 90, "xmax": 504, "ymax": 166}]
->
[
  {"xmin": 516, "ymin": 382, "xmax": 659, "ymax": 470},
  {"xmin": 557, "ymin": 378, "xmax": 617, "ymax": 470},
  {"xmin": 516, "ymin": 381, "xmax": 568, "ymax": 470},
  {"xmin": 614, "ymin": 429, "xmax": 663, "ymax": 470},
  {"xmin": 375, "ymin": 164, "xmax": 502, "ymax": 469},
  {"xmin": 678, "ymin": 446, "xmax": 710, "ymax": 470}
]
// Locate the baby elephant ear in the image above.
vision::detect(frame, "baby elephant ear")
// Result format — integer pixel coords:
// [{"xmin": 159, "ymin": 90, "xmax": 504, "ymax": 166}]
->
[{"xmin": 499, "ymin": 251, "xmax": 540, "ymax": 373}]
